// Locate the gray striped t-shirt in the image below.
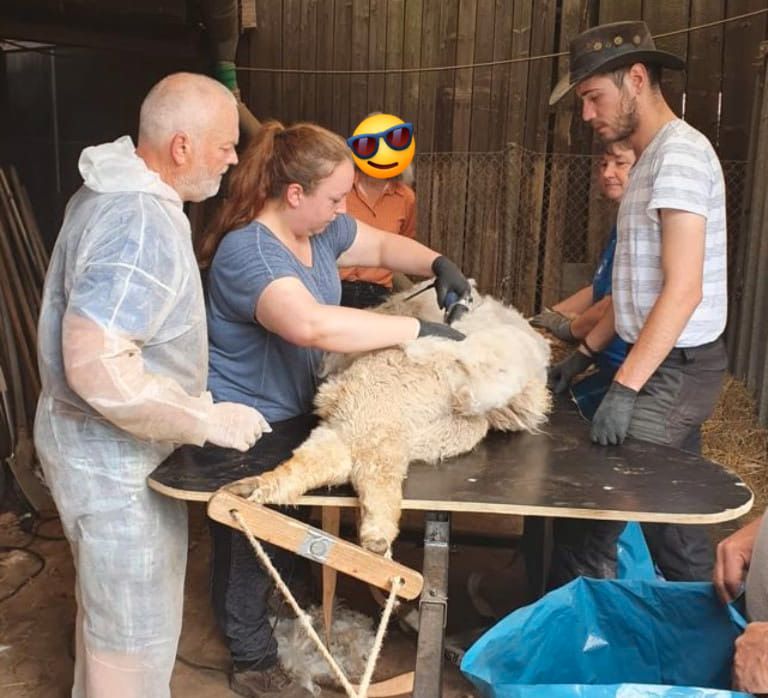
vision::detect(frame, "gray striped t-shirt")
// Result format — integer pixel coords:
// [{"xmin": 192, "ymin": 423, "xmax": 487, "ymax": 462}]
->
[{"xmin": 613, "ymin": 119, "xmax": 727, "ymax": 346}]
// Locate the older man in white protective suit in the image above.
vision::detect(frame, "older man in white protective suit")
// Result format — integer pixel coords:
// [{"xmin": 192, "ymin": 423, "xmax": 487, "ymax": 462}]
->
[{"xmin": 34, "ymin": 73, "xmax": 271, "ymax": 698}]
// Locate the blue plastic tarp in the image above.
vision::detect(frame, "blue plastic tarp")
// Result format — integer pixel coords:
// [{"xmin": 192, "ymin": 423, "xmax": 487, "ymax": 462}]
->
[{"xmin": 461, "ymin": 578, "xmax": 749, "ymax": 698}]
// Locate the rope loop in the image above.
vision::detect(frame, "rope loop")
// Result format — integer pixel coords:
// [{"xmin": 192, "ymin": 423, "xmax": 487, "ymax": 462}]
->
[{"xmin": 230, "ymin": 508, "xmax": 404, "ymax": 698}]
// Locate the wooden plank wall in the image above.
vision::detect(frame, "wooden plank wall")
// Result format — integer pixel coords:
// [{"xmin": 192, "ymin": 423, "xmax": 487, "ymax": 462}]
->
[
  {"xmin": 731, "ymin": 44, "xmax": 768, "ymax": 423},
  {"xmin": 239, "ymin": 0, "xmax": 768, "ymax": 314},
  {"xmin": 241, "ymin": 0, "xmax": 766, "ymax": 160}
]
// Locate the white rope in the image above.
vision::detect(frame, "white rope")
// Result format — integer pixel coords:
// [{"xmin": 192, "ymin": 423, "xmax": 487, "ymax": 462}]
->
[
  {"xmin": 357, "ymin": 573, "xmax": 403, "ymax": 697},
  {"xmin": 230, "ymin": 508, "xmax": 404, "ymax": 698}
]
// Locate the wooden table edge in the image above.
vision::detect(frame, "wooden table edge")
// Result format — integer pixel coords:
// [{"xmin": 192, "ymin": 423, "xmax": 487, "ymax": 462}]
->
[{"xmin": 148, "ymin": 477, "xmax": 754, "ymax": 524}]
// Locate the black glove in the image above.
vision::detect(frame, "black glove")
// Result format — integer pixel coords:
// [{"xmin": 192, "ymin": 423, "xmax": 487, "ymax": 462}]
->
[
  {"xmin": 417, "ymin": 319, "xmax": 466, "ymax": 341},
  {"xmin": 590, "ymin": 382, "xmax": 639, "ymax": 446},
  {"xmin": 432, "ymin": 256, "xmax": 471, "ymax": 310},
  {"xmin": 547, "ymin": 350, "xmax": 593, "ymax": 394},
  {"xmin": 530, "ymin": 310, "xmax": 576, "ymax": 342}
]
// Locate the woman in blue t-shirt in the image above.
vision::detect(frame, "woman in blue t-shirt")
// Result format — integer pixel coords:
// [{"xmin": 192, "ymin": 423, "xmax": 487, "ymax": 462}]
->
[
  {"xmin": 195, "ymin": 120, "xmax": 470, "ymax": 697},
  {"xmin": 532, "ymin": 141, "xmax": 636, "ymax": 417}
]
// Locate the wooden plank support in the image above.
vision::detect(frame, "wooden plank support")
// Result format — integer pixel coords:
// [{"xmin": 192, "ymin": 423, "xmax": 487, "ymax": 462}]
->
[
  {"xmin": 366, "ymin": 0, "xmax": 388, "ymax": 117},
  {"xmin": 208, "ymin": 490, "xmax": 424, "ymax": 600},
  {"xmin": 282, "ymin": 0, "xmax": 302, "ymax": 125},
  {"xmin": 383, "ymin": 0, "xmax": 405, "ymax": 118},
  {"xmin": 315, "ymin": 0, "xmax": 335, "ymax": 129},
  {"xmin": 363, "ymin": 671, "xmax": 415, "ymax": 697},
  {"xmin": 321, "ymin": 505, "xmax": 341, "ymax": 644}
]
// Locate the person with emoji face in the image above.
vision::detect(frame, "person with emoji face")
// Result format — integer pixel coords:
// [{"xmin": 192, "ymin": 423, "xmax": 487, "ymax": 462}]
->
[{"xmin": 339, "ymin": 113, "xmax": 418, "ymax": 308}]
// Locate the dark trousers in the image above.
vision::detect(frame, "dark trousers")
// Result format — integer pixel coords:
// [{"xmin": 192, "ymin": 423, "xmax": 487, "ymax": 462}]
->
[
  {"xmin": 209, "ymin": 509, "xmax": 309, "ymax": 670},
  {"xmin": 340, "ymin": 280, "xmax": 391, "ymax": 309},
  {"xmin": 548, "ymin": 338, "xmax": 728, "ymax": 589}
]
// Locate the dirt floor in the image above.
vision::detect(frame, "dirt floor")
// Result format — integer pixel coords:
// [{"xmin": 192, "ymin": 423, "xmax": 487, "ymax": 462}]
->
[{"xmin": 0, "ymin": 502, "xmax": 525, "ymax": 697}]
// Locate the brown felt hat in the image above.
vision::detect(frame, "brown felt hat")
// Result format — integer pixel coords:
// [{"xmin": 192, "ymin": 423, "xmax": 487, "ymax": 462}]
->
[{"xmin": 549, "ymin": 20, "xmax": 685, "ymax": 106}]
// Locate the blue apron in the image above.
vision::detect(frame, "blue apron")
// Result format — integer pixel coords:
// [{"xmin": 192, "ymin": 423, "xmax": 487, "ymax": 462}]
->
[{"xmin": 572, "ymin": 225, "xmax": 628, "ymax": 419}]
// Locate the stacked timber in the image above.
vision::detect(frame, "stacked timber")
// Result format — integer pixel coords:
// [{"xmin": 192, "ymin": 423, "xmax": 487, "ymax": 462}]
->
[{"xmin": 0, "ymin": 166, "xmax": 52, "ymax": 511}]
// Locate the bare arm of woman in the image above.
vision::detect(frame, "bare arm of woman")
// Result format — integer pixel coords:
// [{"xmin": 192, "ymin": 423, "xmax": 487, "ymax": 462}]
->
[
  {"xmin": 570, "ymin": 296, "xmax": 611, "ymax": 340},
  {"xmin": 337, "ymin": 219, "xmax": 439, "ymax": 277},
  {"xmin": 553, "ymin": 286, "xmax": 595, "ymax": 317},
  {"xmin": 256, "ymin": 276, "xmax": 420, "ymax": 352}
]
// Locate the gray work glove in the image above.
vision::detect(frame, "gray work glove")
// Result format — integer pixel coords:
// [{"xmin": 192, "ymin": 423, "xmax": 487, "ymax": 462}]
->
[
  {"xmin": 417, "ymin": 319, "xmax": 466, "ymax": 341},
  {"xmin": 529, "ymin": 310, "xmax": 576, "ymax": 342},
  {"xmin": 547, "ymin": 350, "xmax": 593, "ymax": 394},
  {"xmin": 432, "ymin": 256, "xmax": 471, "ymax": 310},
  {"xmin": 590, "ymin": 382, "xmax": 639, "ymax": 446}
]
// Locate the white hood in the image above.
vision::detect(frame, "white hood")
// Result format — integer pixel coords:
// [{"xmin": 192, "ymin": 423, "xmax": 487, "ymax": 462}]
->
[{"xmin": 78, "ymin": 135, "xmax": 182, "ymax": 205}]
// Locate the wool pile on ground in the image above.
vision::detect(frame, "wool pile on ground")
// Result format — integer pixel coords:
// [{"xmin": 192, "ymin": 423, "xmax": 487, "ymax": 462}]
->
[{"xmin": 274, "ymin": 604, "xmax": 375, "ymax": 695}]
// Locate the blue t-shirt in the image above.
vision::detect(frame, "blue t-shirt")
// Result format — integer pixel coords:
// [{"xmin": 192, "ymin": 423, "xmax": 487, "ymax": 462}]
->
[
  {"xmin": 591, "ymin": 224, "xmax": 628, "ymax": 369},
  {"xmin": 206, "ymin": 214, "xmax": 357, "ymax": 421}
]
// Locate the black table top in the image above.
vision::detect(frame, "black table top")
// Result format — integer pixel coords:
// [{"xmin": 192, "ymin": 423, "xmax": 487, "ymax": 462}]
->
[{"xmin": 148, "ymin": 401, "xmax": 753, "ymax": 523}]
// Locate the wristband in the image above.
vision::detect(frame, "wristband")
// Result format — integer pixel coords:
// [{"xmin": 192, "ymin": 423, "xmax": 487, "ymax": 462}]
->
[
  {"xmin": 579, "ymin": 339, "xmax": 597, "ymax": 358},
  {"xmin": 215, "ymin": 61, "xmax": 238, "ymax": 91}
]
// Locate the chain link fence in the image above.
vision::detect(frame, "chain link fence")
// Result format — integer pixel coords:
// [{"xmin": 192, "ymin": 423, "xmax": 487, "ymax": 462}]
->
[{"xmin": 413, "ymin": 146, "xmax": 748, "ymax": 317}]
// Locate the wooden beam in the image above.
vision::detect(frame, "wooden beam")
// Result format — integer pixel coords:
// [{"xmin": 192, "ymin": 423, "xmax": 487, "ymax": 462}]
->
[
  {"xmin": 208, "ymin": 490, "xmax": 424, "ymax": 600},
  {"xmin": 0, "ymin": 18, "xmax": 200, "ymax": 58}
]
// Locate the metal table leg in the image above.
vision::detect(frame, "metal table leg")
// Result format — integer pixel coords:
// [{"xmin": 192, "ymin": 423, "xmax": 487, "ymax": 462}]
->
[
  {"xmin": 413, "ymin": 511, "xmax": 450, "ymax": 698},
  {"xmin": 521, "ymin": 515, "xmax": 553, "ymax": 601}
]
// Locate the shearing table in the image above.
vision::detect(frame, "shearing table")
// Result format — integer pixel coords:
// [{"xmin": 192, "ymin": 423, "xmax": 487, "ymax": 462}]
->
[{"xmin": 149, "ymin": 401, "xmax": 753, "ymax": 698}]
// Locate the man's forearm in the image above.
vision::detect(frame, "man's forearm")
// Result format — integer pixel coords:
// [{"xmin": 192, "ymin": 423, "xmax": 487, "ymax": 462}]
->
[
  {"xmin": 582, "ymin": 300, "xmax": 616, "ymax": 352},
  {"xmin": 614, "ymin": 288, "xmax": 700, "ymax": 391},
  {"xmin": 62, "ymin": 313, "xmax": 214, "ymax": 446}
]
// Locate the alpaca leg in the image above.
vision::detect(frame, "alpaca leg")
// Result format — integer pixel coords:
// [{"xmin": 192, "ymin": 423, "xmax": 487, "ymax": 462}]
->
[
  {"xmin": 226, "ymin": 427, "xmax": 352, "ymax": 504},
  {"xmin": 350, "ymin": 442, "xmax": 408, "ymax": 555}
]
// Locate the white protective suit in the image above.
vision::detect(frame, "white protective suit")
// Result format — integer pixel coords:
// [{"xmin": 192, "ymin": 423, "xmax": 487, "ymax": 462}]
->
[{"xmin": 34, "ymin": 136, "xmax": 243, "ymax": 697}]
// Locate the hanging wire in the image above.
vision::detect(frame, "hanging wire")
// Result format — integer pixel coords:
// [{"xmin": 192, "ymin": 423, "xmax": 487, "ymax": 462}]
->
[
  {"xmin": 2, "ymin": 7, "xmax": 766, "ymax": 69},
  {"xmin": 235, "ymin": 7, "xmax": 768, "ymax": 76}
]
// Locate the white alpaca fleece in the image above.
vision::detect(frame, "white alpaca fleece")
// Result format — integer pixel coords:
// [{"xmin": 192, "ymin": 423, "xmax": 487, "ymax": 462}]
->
[
  {"xmin": 228, "ymin": 284, "xmax": 552, "ymax": 554},
  {"xmin": 274, "ymin": 605, "xmax": 375, "ymax": 695}
]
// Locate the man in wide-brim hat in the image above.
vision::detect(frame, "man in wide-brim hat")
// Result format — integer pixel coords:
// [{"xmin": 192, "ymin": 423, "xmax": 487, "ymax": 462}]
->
[
  {"xmin": 543, "ymin": 14, "xmax": 730, "ymax": 617},
  {"xmin": 549, "ymin": 20, "xmax": 685, "ymax": 106}
]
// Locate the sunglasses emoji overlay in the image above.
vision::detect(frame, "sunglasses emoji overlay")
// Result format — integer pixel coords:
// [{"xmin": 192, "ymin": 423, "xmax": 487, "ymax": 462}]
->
[{"xmin": 347, "ymin": 114, "xmax": 415, "ymax": 179}]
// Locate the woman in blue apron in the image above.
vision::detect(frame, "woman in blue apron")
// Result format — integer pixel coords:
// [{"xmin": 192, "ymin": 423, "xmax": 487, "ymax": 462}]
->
[
  {"xmin": 534, "ymin": 142, "xmax": 636, "ymax": 418},
  {"xmin": 535, "ymin": 142, "xmax": 648, "ymax": 590}
]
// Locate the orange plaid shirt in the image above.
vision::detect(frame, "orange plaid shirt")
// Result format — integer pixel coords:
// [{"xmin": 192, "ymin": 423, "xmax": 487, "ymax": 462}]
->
[{"xmin": 339, "ymin": 179, "xmax": 416, "ymax": 288}]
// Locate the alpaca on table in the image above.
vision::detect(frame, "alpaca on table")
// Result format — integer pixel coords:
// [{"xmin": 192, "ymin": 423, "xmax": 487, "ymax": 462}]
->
[{"xmin": 227, "ymin": 283, "xmax": 552, "ymax": 555}]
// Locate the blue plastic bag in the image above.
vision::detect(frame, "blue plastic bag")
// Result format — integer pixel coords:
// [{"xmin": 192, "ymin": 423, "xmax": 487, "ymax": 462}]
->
[
  {"xmin": 617, "ymin": 522, "xmax": 657, "ymax": 581},
  {"xmin": 461, "ymin": 578, "xmax": 749, "ymax": 698}
]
